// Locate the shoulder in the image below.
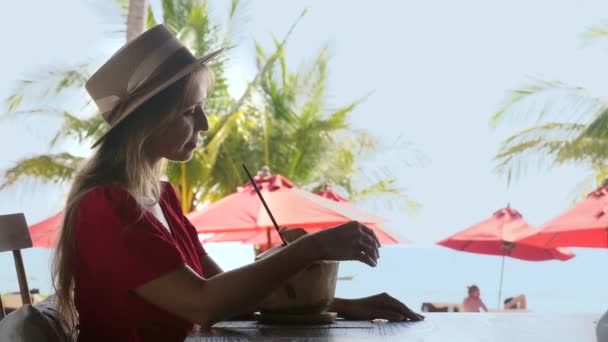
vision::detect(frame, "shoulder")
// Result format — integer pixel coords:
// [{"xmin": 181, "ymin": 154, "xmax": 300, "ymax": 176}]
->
[
  {"xmin": 161, "ymin": 181, "xmax": 178, "ymax": 200},
  {"xmin": 77, "ymin": 184, "xmax": 141, "ymax": 225},
  {"xmin": 161, "ymin": 181, "xmax": 182, "ymax": 209},
  {"xmin": 79, "ymin": 184, "xmax": 132, "ymax": 209}
]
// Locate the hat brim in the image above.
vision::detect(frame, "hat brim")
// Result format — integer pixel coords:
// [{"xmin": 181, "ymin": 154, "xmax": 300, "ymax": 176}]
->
[{"xmin": 91, "ymin": 48, "xmax": 223, "ymax": 148}]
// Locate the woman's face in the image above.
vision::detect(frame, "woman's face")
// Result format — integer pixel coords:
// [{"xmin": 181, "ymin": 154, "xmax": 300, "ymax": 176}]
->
[
  {"xmin": 145, "ymin": 81, "xmax": 209, "ymax": 162},
  {"xmin": 471, "ymin": 289, "xmax": 480, "ymax": 298}
]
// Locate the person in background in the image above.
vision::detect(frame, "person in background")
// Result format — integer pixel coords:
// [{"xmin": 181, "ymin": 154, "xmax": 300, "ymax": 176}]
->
[
  {"xmin": 504, "ymin": 294, "xmax": 527, "ymax": 310},
  {"xmin": 462, "ymin": 285, "xmax": 488, "ymax": 312}
]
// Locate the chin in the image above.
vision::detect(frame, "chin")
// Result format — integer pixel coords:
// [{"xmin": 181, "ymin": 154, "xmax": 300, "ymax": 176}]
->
[{"xmin": 166, "ymin": 149, "xmax": 195, "ymax": 162}]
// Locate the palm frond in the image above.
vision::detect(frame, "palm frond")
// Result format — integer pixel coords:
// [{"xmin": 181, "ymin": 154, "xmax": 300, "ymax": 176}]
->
[
  {"xmin": 581, "ymin": 21, "xmax": 608, "ymax": 45},
  {"xmin": 348, "ymin": 178, "xmax": 398, "ymax": 201},
  {"xmin": 114, "ymin": 0, "xmax": 130, "ymax": 18},
  {"xmin": 51, "ymin": 113, "xmax": 108, "ymax": 146},
  {"xmin": 1, "ymin": 153, "xmax": 84, "ymax": 189},
  {"xmin": 147, "ymin": 4, "xmax": 158, "ymax": 27},
  {"xmin": 493, "ymin": 122, "xmax": 588, "ymax": 183},
  {"xmin": 579, "ymin": 106, "xmax": 608, "ymax": 138},
  {"xmin": 162, "ymin": 0, "xmax": 192, "ymax": 34},
  {"xmin": 490, "ymin": 78, "xmax": 601, "ymax": 128},
  {"xmin": 4, "ymin": 65, "xmax": 89, "ymax": 115}
]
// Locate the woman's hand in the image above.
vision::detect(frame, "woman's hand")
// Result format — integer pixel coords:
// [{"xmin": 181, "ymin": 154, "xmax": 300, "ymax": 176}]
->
[
  {"xmin": 334, "ymin": 293, "xmax": 424, "ymax": 321},
  {"xmin": 308, "ymin": 221, "xmax": 381, "ymax": 267}
]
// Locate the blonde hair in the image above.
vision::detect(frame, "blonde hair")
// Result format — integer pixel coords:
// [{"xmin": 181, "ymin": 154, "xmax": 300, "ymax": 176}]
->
[{"xmin": 52, "ymin": 65, "xmax": 214, "ymax": 330}]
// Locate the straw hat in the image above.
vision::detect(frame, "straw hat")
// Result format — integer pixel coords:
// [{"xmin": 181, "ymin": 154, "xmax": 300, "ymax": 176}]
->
[{"xmin": 85, "ymin": 24, "xmax": 223, "ymax": 148}]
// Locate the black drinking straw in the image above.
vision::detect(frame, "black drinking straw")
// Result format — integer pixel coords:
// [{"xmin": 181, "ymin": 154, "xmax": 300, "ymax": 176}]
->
[{"xmin": 242, "ymin": 164, "xmax": 288, "ymax": 246}]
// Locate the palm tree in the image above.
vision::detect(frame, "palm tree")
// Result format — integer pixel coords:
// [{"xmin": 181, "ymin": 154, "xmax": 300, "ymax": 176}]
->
[
  {"xmin": 2, "ymin": 1, "xmax": 414, "ymax": 216},
  {"xmin": 2, "ymin": 0, "xmax": 243, "ymax": 211},
  {"xmin": 127, "ymin": 0, "xmax": 148, "ymax": 41},
  {"xmin": 491, "ymin": 22, "xmax": 608, "ymax": 194}
]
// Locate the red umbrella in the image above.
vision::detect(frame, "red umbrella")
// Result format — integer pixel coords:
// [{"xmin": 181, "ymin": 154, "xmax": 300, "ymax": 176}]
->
[
  {"xmin": 200, "ymin": 187, "xmax": 400, "ymax": 246},
  {"xmin": 438, "ymin": 206, "xmax": 574, "ymax": 308},
  {"xmin": 520, "ymin": 183, "xmax": 608, "ymax": 248},
  {"xmin": 28, "ymin": 211, "xmax": 63, "ymax": 248},
  {"xmin": 314, "ymin": 188, "xmax": 400, "ymax": 244},
  {"xmin": 241, "ymin": 224, "xmax": 399, "ymax": 246},
  {"xmin": 315, "ymin": 189, "xmax": 348, "ymax": 203},
  {"xmin": 187, "ymin": 173, "xmax": 389, "ymax": 247}
]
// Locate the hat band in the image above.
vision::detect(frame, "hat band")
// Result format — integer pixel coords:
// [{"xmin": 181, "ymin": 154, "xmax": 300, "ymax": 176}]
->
[{"xmin": 94, "ymin": 37, "xmax": 184, "ymax": 115}]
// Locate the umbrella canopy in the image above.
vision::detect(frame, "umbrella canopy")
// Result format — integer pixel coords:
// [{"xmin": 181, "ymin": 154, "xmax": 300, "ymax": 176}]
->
[
  {"xmin": 240, "ymin": 223, "xmax": 398, "ymax": 246},
  {"xmin": 438, "ymin": 206, "xmax": 574, "ymax": 261},
  {"xmin": 188, "ymin": 174, "xmax": 385, "ymax": 232},
  {"xmin": 314, "ymin": 188, "xmax": 400, "ymax": 244},
  {"xmin": 437, "ymin": 206, "xmax": 574, "ymax": 308},
  {"xmin": 188, "ymin": 174, "xmax": 390, "ymax": 245},
  {"xmin": 210, "ymin": 188, "xmax": 400, "ymax": 246},
  {"xmin": 315, "ymin": 189, "xmax": 348, "ymax": 203},
  {"xmin": 28, "ymin": 211, "xmax": 63, "ymax": 248},
  {"xmin": 520, "ymin": 183, "xmax": 608, "ymax": 248}
]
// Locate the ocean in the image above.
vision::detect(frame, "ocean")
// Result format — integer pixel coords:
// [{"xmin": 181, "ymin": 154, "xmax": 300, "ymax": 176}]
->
[{"xmin": 2, "ymin": 244, "xmax": 606, "ymax": 314}]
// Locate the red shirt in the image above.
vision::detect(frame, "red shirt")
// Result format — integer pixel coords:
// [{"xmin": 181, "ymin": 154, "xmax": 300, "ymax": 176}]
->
[{"xmin": 73, "ymin": 182, "xmax": 206, "ymax": 342}]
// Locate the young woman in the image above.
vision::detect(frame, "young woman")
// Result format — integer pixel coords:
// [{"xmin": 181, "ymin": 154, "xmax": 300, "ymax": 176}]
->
[{"xmin": 52, "ymin": 25, "xmax": 423, "ymax": 342}]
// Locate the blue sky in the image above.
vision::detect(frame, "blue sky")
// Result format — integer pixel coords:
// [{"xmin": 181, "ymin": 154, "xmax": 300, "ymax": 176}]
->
[
  {"xmin": 3, "ymin": 0, "xmax": 606, "ymax": 238},
  {"xmin": 2, "ymin": 1, "xmax": 608, "ymax": 304}
]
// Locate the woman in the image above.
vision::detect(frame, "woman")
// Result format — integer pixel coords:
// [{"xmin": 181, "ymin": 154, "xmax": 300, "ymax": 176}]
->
[
  {"xmin": 52, "ymin": 25, "xmax": 422, "ymax": 342},
  {"xmin": 462, "ymin": 285, "xmax": 488, "ymax": 312}
]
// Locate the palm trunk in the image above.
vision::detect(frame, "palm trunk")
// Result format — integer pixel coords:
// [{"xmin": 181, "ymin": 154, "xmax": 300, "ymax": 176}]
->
[
  {"xmin": 127, "ymin": 0, "xmax": 148, "ymax": 42},
  {"xmin": 180, "ymin": 163, "xmax": 190, "ymax": 214}
]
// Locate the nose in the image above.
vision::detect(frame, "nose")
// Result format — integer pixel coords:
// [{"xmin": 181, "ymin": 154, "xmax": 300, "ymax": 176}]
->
[{"xmin": 195, "ymin": 105, "xmax": 209, "ymax": 132}]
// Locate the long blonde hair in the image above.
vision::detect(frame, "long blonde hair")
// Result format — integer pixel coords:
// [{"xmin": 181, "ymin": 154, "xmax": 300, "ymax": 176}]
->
[{"xmin": 52, "ymin": 65, "xmax": 214, "ymax": 330}]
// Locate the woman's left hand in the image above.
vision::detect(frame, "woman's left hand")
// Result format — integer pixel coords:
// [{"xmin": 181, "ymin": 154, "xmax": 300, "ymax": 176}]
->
[{"xmin": 335, "ymin": 293, "xmax": 424, "ymax": 321}]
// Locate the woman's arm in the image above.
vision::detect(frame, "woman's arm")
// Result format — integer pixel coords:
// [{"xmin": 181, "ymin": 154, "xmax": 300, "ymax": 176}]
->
[
  {"xmin": 200, "ymin": 255, "xmax": 223, "ymax": 279},
  {"xmin": 199, "ymin": 249, "xmax": 422, "ymax": 321},
  {"xmin": 135, "ymin": 235, "xmax": 317, "ymax": 327},
  {"xmin": 134, "ymin": 221, "xmax": 379, "ymax": 328},
  {"xmin": 199, "ymin": 254, "xmax": 260, "ymax": 319}
]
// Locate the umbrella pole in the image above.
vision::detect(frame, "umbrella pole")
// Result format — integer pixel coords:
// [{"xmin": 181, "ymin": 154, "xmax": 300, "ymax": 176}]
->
[{"xmin": 497, "ymin": 255, "xmax": 505, "ymax": 310}]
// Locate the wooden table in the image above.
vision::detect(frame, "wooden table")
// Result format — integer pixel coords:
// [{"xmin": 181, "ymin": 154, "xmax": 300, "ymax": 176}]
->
[{"xmin": 186, "ymin": 313, "xmax": 600, "ymax": 341}]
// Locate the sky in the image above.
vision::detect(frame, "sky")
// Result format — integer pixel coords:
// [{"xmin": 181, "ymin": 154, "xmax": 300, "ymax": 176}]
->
[{"xmin": 2, "ymin": 0, "xmax": 608, "ymax": 312}]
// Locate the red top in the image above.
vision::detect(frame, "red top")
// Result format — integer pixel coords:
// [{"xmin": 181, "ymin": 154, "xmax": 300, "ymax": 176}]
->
[{"xmin": 73, "ymin": 182, "xmax": 206, "ymax": 342}]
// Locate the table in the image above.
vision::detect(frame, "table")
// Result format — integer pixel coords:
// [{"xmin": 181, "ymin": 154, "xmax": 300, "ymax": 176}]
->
[{"xmin": 186, "ymin": 313, "xmax": 600, "ymax": 342}]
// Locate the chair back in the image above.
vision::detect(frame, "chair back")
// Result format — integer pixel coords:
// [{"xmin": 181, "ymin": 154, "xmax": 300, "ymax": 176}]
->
[{"xmin": 0, "ymin": 213, "xmax": 33, "ymax": 319}]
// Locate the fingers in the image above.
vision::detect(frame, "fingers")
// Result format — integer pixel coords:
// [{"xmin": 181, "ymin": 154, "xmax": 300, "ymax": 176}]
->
[
  {"xmin": 404, "ymin": 308, "xmax": 425, "ymax": 321},
  {"xmin": 354, "ymin": 250, "xmax": 377, "ymax": 267},
  {"xmin": 325, "ymin": 221, "xmax": 381, "ymax": 266},
  {"xmin": 369, "ymin": 309, "xmax": 404, "ymax": 322},
  {"xmin": 352, "ymin": 221, "xmax": 380, "ymax": 246},
  {"xmin": 346, "ymin": 221, "xmax": 379, "ymax": 245},
  {"xmin": 380, "ymin": 293, "xmax": 425, "ymax": 321},
  {"xmin": 356, "ymin": 222, "xmax": 380, "ymax": 250},
  {"xmin": 363, "ymin": 225, "xmax": 381, "ymax": 248},
  {"xmin": 358, "ymin": 236, "xmax": 379, "ymax": 262},
  {"xmin": 348, "ymin": 222, "xmax": 380, "ymax": 267},
  {"xmin": 372, "ymin": 309, "xmax": 423, "ymax": 322}
]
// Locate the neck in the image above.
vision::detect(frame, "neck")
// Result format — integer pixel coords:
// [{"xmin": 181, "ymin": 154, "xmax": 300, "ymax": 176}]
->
[{"xmin": 146, "ymin": 153, "xmax": 162, "ymax": 167}]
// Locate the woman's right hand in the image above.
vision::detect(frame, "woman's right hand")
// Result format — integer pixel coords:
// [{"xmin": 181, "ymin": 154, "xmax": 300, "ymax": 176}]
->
[{"xmin": 307, "ymin": 221, "xmax": 381, "ymax": 267}]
